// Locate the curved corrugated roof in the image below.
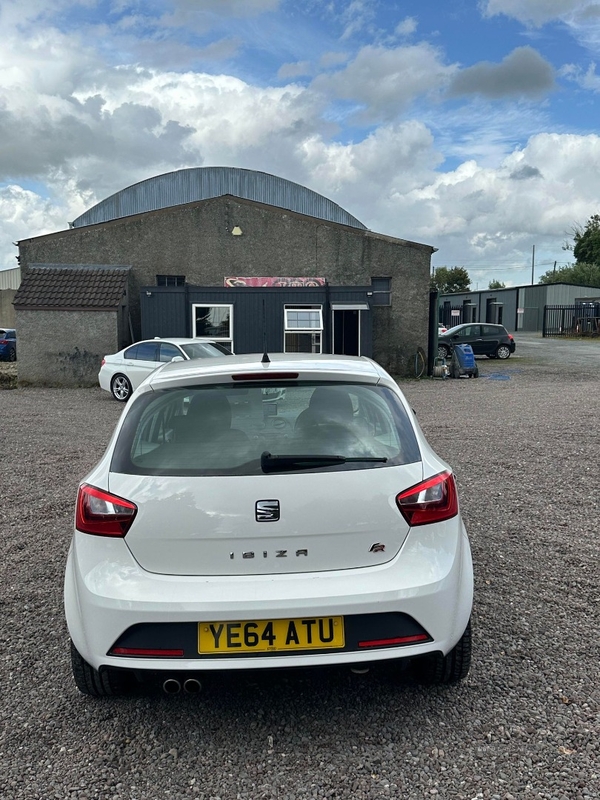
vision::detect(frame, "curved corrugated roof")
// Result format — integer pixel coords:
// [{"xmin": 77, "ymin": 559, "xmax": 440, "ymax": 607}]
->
[{"xmin": 71, "ymin": 167, "xmax": 367, "ymax": 230}]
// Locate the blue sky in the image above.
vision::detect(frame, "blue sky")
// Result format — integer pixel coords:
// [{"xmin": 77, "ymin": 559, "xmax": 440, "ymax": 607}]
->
[{"xmin": 2, "ymin": 0, "xmax": 600, "ymax": 287}]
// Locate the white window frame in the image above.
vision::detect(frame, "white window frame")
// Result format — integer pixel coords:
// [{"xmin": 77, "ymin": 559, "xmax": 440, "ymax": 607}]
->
[
  {"xmin": 284, "ymin": 306, "xmax": 323, "ymax": 332},
  {"xmin": 192, "ymin": 303, "xmax": 234, "ymax": 352},
  {"xmin": 284, "ymin": 305, "xmax": 323, "ymax": 354}
]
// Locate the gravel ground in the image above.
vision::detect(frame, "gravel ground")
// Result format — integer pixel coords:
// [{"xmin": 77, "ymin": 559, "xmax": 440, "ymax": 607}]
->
[{"xmin": 1, "ymin": 345, "xmax": 599, "ymax": 800}]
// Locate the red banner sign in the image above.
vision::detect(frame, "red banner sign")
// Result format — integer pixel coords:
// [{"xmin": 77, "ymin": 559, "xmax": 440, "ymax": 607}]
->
[{"xmin": 224, "ymin": 277, "xmax": 325, "ymax": 287}]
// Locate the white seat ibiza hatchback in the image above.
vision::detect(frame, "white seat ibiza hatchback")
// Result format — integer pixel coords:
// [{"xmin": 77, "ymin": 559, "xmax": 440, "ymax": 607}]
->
[{"xmin": 65, "ymin": 353, "xmax": 473, "ymax": 695}]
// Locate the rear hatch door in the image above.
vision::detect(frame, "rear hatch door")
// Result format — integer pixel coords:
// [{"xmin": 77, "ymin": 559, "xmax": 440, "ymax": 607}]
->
[{"xmin": 109, "ymin": 464, "xmax": 422, "ymax": 576}]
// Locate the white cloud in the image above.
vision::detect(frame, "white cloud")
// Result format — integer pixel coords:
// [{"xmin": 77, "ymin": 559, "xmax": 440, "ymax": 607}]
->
[
  {"xmin": 560, "ymin": 60, "xmax": 600, "ymax": 89},
  {"xmin": 299, "ymin": 120, "xmax": 442, "ymax": 202},
  {"xmin": 395, "ymin": 16, "xmax": 418, "ymax": 37},
  {"xmin": 396, "ymin": 133, "xmax": 600, "ymax": 279},
  {"xmin": 0, "ymin": 185, "xmax": 72, "ymax": 269},
  {"xmin": 339, "ymin": 0, "xmax": 377, "ymax": 40},
  {"xmin": 312, "ymin": 43, "xmax": 457, "ymax": 122},
  {"xmin": 481, "ymin": 0, "xmax": 588, "ymax": 26},
  {"xmin": 319, "ymin": 52, "xmax": 349, "ymax": 68},
  {"xmin": 278, "ymin": 61, "xmax": 313, "ymax": 80}
]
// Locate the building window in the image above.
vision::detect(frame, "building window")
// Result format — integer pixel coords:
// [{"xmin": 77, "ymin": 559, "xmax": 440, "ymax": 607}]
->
[
  {"xmin": 192, "ymin": 304, "xmax": 233, "ymax": 352},
  {"xmin": 156, "ymin": 275, "xmax": 185, "ymax": 287},
  {"xmin": 284, "ymin": 305, "xmax": 323, "ymax": 353},
  {"xmin": 370, "ymin": 277, "xmax": 391, "ymax": 306}
]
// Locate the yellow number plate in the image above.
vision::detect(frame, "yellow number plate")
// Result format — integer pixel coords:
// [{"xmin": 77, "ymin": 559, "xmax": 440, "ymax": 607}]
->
[{"xmin": 198, "ymin": 617, "xmax": 344, "ymax": 654}]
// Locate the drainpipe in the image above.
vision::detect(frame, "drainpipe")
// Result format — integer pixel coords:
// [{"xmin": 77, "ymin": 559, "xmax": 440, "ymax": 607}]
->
[{"xmin": 427, "ymin": 290, "xmax": 439, "ymax": 376}]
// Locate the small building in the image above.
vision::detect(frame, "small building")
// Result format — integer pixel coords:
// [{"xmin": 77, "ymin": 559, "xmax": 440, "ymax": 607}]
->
[
  {"xmin": 16, "ymin": 167, "xmax": 435, "ymax": 386},
  {"xmin": 13, "ymin": 266, "xmax": 130, "ymax": 385}
]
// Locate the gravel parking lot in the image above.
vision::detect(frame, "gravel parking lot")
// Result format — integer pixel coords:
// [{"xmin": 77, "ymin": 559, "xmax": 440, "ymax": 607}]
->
[{"xmin": 1, "ymin": 343, "xmax": 599, "ymax": 800}]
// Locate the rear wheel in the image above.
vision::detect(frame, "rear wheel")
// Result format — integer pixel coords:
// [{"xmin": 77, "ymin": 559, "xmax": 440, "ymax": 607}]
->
[
  {"xmin": 411, "ymin": 620, "xmax": 472, "ymax": 685},
  {"xmin": 8, "ymin": 347, "xmax": 16, "ymax": 362},
  {"xmin": 438, "ymin": 344, "xmax": 450, "ymax": 359},
  {"xmin": 111, "ymin": 374, "xmax": 132, "ymax": 402},
  {"xmin": 496, "ymin": 344, "xmax": 511, "ymax": 359},
  {"xmin": 70, "ymin": 641, "xmax": 134, "ymax": 697}
]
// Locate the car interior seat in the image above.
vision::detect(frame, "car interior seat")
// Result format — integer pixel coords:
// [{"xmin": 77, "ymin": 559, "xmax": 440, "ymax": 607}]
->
[{"xmin": 174, "ymin": 391, "xmax": 249, "ymax": 448}]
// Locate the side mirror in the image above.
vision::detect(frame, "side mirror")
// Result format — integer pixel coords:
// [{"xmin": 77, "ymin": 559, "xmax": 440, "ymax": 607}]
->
[{"xmin": 170, "ymin": 356, "xmax": 185, "ymax": 363}]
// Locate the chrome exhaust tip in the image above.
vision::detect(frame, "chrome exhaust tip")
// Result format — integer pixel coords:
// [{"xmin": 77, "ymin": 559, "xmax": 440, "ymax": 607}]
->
[
  {"xmin": 162, "ymin": 678, "xmax": 182, "ymax": 694},
  {"xmin": 350, "ymin": 667, "xmax": 370, "ymax": 675},
  {"xmin": 183, "ymin": 678, "xmax": 202, "ymax": 694}
]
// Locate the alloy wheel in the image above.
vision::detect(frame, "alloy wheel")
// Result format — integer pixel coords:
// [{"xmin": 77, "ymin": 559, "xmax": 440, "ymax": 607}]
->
[{"xmin": 111, "ymin": 374, "xmax": 132, "ymax": 401}]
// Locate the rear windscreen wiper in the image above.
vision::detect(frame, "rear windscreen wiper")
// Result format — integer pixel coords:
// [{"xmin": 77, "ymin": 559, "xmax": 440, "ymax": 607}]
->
[{"xmin": 260, "ymin": 451, "xmax": 388, "ymax": 473}]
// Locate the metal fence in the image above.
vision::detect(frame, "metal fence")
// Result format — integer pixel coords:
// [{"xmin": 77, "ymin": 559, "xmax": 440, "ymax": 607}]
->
[
  {"xmin": 543, "ymin": 304, "xmax": 600, "ymax": 337},
  {"xmin": 439, "ymin": 306, "xmax": 466, "ymax": 327}
]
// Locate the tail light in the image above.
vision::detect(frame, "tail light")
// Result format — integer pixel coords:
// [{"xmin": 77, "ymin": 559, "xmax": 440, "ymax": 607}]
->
[
  {"xmin": 101, "ymin": 358, "xmax": 106, "ymax": 366},
  {"xmin": 0, "ymin": 339, "xmax": 7, "ymax": 345},
  {"xmin": 76, "ymin": 484, "xmax": 137, "ymax": 537},
  {"xmin": 508, "ymin": 334, "xmax": 514, "ymax": 341},
  {"xmin": 396, "ymin": 471, "xmax": 458, "ymax": 526}
]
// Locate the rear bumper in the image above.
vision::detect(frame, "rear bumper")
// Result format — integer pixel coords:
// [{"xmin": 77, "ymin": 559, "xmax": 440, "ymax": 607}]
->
[
  {"xmin": 65, "ymin": 520, "xmax": 473, "ymax": 672},
  {"xmin": 98, "ymin": 367, "xmax": 111, "ymax": 392}
]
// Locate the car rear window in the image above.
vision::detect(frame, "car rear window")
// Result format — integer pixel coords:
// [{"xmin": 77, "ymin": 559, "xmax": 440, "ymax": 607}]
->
[
  {"xmin": 110, "ymin": 382, "xmax": 421, "ymax": 476},
  {"xmin": 180, "ymin": 342, "xmax": 233, "ymax": 359}
]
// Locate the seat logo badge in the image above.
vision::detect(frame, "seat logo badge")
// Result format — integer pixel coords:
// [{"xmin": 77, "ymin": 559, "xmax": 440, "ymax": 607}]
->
[
  {"xmin": 370, "ymin": 542, "xmax": 385, "ymax": 553},
  {"xmin": 256, "ymin": 500, "xmax": 280, "ymax": 522}
]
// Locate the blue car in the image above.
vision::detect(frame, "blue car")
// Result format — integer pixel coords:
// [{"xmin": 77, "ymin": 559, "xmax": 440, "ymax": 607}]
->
[{"xmin": 0, "ymin": 328, "xmax": 16, "ymax": 361}]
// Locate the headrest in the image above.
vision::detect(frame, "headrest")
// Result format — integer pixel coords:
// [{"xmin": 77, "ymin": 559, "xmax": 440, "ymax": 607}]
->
[
  {"xmin": 187, "ymin": 391, "xmax": 232, "ymax": 432},
  {"xmin": 308, "ymin": 387, "xmax": 353, "ymax": 423}
]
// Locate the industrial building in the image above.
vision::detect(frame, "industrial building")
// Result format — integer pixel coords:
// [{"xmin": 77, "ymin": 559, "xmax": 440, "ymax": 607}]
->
[{"xmin": 438, "ymin": 281, "xmax": 600, "ymax": 334}]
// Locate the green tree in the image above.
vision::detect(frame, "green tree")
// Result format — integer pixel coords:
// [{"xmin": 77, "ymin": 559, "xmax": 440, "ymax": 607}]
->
[
  {"xmin": 488, "ymin": 280, "xmax": 505, "ymax": 290},
  {"xmin": 573, "ymin": 214, "xmax": 600, "ymax": 266},
  {"xmin": 538, "ymin": 262, "xmax": 600, "ymax": 287},
  {"xmin": 431, "ymin": 266, "xmax": 471, "ymax": 293},
  {"xmin": 538, "ymin": 214, "xmax": 600, "ymax": 287}
]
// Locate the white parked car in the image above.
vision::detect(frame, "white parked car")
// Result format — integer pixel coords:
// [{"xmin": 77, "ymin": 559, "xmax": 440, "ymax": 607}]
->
[
  {"xmin": 98, "ymin": 338, "xmax": 231, "ymax": 401},
  {"xmin": 66, "ymin": 353, "xmax": 473, "ymax": 696}
]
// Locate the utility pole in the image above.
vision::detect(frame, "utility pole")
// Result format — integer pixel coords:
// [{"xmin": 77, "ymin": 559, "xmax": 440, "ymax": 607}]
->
[{"xmin": 531, "ymin": 245, "xmax": 535, "ymax": 285}]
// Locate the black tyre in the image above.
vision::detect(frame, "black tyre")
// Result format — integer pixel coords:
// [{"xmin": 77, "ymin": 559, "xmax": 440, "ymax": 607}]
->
[
  {"xmin": 496, "ymin": 344, "xmax": 511, "ymax": 360},
  {"xmin": 438, "ymin": 344, "xmax": 450, "ymax": 359},
  {"xmin": 70, "ymin": 641, "xmax": 134, "ymax": 697},
  {"xmin": 472, "ymin": 365, "xmax": 479, "ymax": 378},
  {"xmin": 111, "ymin": 374, "xmax": 132, "ymax": 402},
  {"xmin": 411, "ymin": 620, "xmax": 472, "ymax": 685},
  {"xmin": 8, "ymin": 347, "xmax": 16, "ymax": 362}
]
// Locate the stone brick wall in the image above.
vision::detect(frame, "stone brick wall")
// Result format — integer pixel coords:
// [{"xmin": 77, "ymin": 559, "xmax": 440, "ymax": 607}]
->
[{"xmin": 15, "ymin": 309, "xmax": 118, "ymax": 386}]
